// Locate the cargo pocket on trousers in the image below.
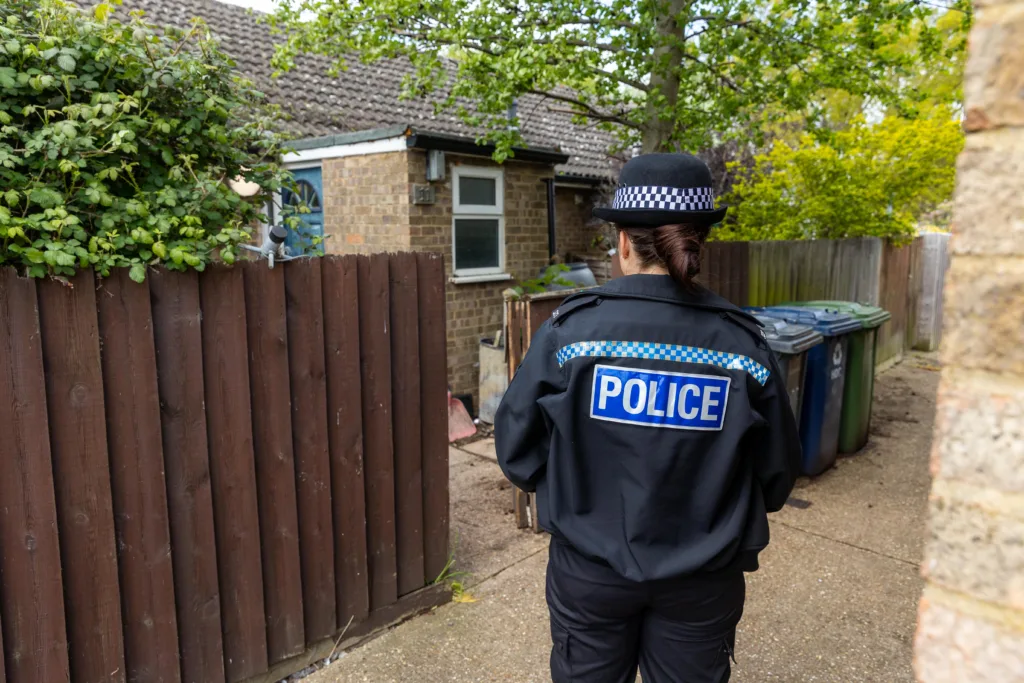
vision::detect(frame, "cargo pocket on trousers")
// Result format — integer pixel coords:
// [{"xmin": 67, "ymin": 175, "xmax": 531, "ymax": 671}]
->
[{"xmin": 550, "ymin": 624, "xmax": 574, "ymax": 682}]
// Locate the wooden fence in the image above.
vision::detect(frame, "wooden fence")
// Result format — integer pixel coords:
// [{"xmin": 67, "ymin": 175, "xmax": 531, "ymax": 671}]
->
[
  {"xmin": 702, "ymin": 237, "xmax": 924, "ymax": 366},
  {"xmin": 0, "ymin": 254, "xmax": 450, "ymax": 683}
]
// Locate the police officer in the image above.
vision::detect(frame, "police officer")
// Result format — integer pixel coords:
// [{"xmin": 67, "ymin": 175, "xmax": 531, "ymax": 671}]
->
[{"xmin": 495, "ymin": 153, "xmax": 801, "ymax": 683}]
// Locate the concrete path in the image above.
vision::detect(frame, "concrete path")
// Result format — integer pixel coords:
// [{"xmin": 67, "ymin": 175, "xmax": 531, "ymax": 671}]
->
[{"xmin": 305, "ymin": 354, "xmax": 939, "ymax": 683}]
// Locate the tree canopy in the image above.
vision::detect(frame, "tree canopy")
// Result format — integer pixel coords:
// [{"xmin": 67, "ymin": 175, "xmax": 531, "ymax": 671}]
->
[
  {"xmin": 267, "ymin": 0, "xmax": 971, "ymax": 157},
  {"xmin": 0, "ymin": 0, "xmax": 295, "ymax": 280}
]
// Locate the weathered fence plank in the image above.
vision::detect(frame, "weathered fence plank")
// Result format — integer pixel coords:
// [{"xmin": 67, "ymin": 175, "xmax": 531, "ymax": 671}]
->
[
  {"xmin": 321, "ymin": 256, "xmax": 370, "ymax": 624},
  {"xmin": 242, "ymin": 263, "xmax": 306, "ymax": 663},
  {"xmin": 417, "ymin": 252, "xmax": 450, "ymax": 583},
  {"xmin": 390, "ymin": 252, "xmax": 426, "ymax": 596},
  {"xmin": 150, "ymin": 269, "xmax": 226, "ymax": 683},
  {"xmin": 358, "ymin": 254, "xmax": 399, "ymax": 610},
  {"xmin": 284, "ymin": 259, "xmax": 337, "ymax": 642},
  {"xmin": 97, "ymin": 270, "xmax": 181, "ymax": 683},
  {"xmin": 37, "ymin": 271, "xmax": 126, "ymax": 683},
  {"xmin": 0, "ymin": 270, "xmax": 70, "ymax": 683},
  {"xmin": 200, "ymin": 265, "xmax": 269, "ymax": 682}
]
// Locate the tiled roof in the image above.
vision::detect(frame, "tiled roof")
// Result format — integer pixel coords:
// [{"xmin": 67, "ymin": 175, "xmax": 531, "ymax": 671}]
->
[{"xmin": 108, "ymin": 0, "xmax": 622, "ymax": 179}]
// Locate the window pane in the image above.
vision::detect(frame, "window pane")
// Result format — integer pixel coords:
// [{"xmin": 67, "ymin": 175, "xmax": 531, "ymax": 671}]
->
[
  {"xmin": 459, "ymin": 176, "xmax": 497, "ymax": 206},
  {"xmin": 454, "ymin": 218, "xmax": 500, "ymax": 270}
]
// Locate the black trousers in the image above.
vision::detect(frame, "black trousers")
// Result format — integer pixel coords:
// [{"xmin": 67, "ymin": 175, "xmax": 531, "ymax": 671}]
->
[{"xmin": 547, "ymin": 537, "xmax": 745, "ymax": 683}]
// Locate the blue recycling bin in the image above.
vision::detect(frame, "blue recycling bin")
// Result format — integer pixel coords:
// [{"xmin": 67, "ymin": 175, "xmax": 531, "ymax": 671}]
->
[{"xmin": 746, "ymin": 306, "xmax": 862, "ymax": 476}]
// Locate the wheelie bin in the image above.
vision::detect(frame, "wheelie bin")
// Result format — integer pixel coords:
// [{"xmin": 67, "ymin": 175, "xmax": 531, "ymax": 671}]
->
[
  {"xmin": 782, "ymin": 301, "xmax": 891, "ymax": 453},
  {"xmin": 746, "ymin": 306, "xmax": 862, "ymax": 476},
  {"xmin": 747, "ymin": 314, "xmax": 823, "ymax": 428}
]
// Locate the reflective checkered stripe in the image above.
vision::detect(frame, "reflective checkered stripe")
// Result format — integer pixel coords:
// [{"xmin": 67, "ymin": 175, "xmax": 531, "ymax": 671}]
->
[
  {"xmin": 612, "ymin": 186, "xmax": 715, "ymax": 211},
  {"xmin": 556, "ymin": 341, "xmax": 770, "ymax": 385}
]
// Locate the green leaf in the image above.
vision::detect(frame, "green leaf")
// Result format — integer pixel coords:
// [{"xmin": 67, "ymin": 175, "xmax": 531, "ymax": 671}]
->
[
  {"xmin": 0, "ymin": 67, "xmax": 16, "ymax": 89},
  {"xmin": 3, "ymin": 190, "xmax": 18, "ymax": 207},
  {"xmin": 152, "ymin": 242, "xmax": 167, "ymax": 259},
  {"xmin": 24, "ymin": 248, "xmax": 45, "ymax": 264},
  {"xmin": 129, "ymin": 263, "xmax": 146, "ymax": 283},
  {"xmin": 57, "ymin": 55, "xmax": 76, "ymax": 73}
]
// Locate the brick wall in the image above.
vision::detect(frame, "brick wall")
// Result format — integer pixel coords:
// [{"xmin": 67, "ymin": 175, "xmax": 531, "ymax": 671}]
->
[
  {"xmin": 407, "ymin": 151, "xmax": 554, "ymax": 402},
  {"xmin": 914, "ymin": 2, "xmax": 1024, "ymax": 680},
  {"xmin": 554, "ymin": 185, "xmax": 614, "ymax": 283},
  {"xmin": 321, "ymin": 151, "xmax": 412, "ymax": 254}
]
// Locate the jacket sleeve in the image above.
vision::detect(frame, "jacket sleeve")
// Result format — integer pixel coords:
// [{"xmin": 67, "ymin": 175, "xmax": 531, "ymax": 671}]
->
[
  {"xmin": 751, "ymin": 351, "xmax": 802, "ymax": 512},
  {"xmin": 494, "ymin": 321, "xmax": 563, "ymax": 493}
]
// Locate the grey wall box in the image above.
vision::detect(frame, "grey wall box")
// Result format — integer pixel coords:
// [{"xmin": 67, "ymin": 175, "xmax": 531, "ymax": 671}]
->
[{"xmin": 426, "ymin": 149, "xmax": 446, "ymax": 182}]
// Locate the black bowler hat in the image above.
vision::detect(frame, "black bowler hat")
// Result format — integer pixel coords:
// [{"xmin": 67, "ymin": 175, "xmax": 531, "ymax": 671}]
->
[{"xmin": 593, "ymin": 153, "xmax": 727, "ymax": 227}]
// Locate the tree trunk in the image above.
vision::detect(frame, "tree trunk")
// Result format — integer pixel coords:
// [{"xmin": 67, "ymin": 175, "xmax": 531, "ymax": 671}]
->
[{"xmin": 642, "ymin": 0, "xmax": 688, "ymax": 153}]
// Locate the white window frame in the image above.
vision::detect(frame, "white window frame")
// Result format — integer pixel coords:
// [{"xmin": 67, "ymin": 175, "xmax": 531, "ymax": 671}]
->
[{"xmin": 451, "ymin": 166, "xmax": 506, "ymax": 278}]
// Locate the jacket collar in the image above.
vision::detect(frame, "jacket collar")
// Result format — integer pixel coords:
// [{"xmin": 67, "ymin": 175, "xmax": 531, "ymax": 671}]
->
[{"xmin": 593, "ymin": 274, "xmax": 740, "ymax": 311}]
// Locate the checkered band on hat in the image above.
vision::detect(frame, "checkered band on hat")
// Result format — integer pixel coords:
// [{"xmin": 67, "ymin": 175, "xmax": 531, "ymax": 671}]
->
[
  {"xmin": 556, "ymin": 340, "xmax": 770, "ymax": 385},
  {"xmin": 611, "ymin": 185, "xmax": 715, "ymax": 212}
]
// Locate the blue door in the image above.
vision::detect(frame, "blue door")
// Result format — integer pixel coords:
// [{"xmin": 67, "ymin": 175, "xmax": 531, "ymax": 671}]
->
[{"xmin": 281, "ymin": 166, "xmax": 324, "ymax": 254}]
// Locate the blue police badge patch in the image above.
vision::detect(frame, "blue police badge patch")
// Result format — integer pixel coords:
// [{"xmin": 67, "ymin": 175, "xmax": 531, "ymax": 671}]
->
[{"xmin": 590, "ymin": 364, "xmax": 730, "ymax": 431}]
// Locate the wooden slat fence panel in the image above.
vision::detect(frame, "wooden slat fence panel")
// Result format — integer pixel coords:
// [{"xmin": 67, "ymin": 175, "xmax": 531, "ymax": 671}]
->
[
  {"xmin": 284, "ymin": 260, "xmax": 337, "ymax": 643},
  {"xmin": 0, "ymin": 270, "xmax": 69, "ymax": 683},
  {"xmin": 97, "ymin": 271, "xmax": 180, "ymax": 683},
  {"xmin": 150, "ymin": 269, "xmax": 226, "ymax": 683},
  {"xmin": 389, "ymin": 252, "xmax": 426, "ymax": 596},
  {"xmin": 357, "ymin": 254, "xmax": 399, "ymax": 611},
  {"xmin": 37, "ymin": 271, "xmax": 126, "ymax": 683},
  {"xmin": 878, "ymin": 241, "xmax": 914, "ymax": 366},
  {"xmin": 0, "ymin": 254, "xmax": 452, "ymax": 683},
  {"xmin": 242, "ymin": 263, "xmax": 306, "ymax": 663},
  {"xmin": 199, "ymin": 266, "xmax": 268, "ymax": 682},
  {"xmin": 321, "ymin": 256, "xmax": 371, "ymax": 625},
  {"xmin": 417, "ymin": 253, "xmax": 450, "ymax": 583}
]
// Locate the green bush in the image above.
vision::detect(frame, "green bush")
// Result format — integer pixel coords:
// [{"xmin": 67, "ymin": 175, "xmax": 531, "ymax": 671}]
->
[
  {"xmin": 718, "ymin": 115, "xmax": 963, "ymax": 243},
  {"xmin": 0, "ymin": 0, "xmax": 295, "ymax": 281}
]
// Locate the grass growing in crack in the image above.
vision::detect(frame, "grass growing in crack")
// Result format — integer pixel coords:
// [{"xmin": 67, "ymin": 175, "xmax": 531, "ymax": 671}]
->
[{"xmin": 432, "ymin": 532, "xmax": 477, "ymax": 603}]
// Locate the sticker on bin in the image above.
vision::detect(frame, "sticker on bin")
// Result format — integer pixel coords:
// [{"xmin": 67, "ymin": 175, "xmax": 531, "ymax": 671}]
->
[{"xmin": 590, "ymin": 365, "xmax": 730, "ymax": 431}]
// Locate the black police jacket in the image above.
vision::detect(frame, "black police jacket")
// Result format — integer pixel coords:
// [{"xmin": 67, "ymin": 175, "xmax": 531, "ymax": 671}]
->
[{"xmin": 495, "ymin": 274, "xmax": 801, "ymax": 582}]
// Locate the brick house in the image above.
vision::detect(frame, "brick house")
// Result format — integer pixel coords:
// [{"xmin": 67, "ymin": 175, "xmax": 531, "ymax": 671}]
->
[{"xmin": 119, "ymin": 0, "xmax": 620, "ymax": 405}]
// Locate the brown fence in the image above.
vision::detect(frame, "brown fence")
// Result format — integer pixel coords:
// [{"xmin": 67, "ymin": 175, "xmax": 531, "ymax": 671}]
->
[
  {"xmin": 0, "ymin": 254, "xmax": 450, "ymax": 683},
  {"xmin": 702, "ymin": 237, "xmax": 923, "ymax": 366}
]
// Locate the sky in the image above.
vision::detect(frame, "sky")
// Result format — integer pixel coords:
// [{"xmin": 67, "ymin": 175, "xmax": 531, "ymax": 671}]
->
[{"xmin": 216, "ymin": 0, "xmax": 281, "ymax": 13}]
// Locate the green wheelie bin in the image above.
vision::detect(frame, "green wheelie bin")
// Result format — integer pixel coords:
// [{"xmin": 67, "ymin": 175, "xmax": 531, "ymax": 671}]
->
[{"xmin": 782, "ymin": 301, "xmax": 891, "ymax": 453}]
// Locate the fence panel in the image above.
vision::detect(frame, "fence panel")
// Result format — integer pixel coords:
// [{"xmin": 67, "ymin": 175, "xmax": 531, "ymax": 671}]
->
[
  {"xmin": 390, "ymin": 252, "xmax": 426, "ymax": 596},
  {"xmin": 150, "ymin": 269, "xmax": 227, "ymax": 683},
  {"xmin": 38, "ymin": 271, "xmax": 126, "ymax": 683},
  {"xmin": 877, "ymin": 241, "xmax": 918, "ymax": 366},
  {"xmin": 0, "ymin": 270, "xmax": 69, "ymax": 683},
  {"xmin": 243, "ymin": 263, "xmax": 306, "ymax": 664},
  {"xmin": 200, "ymin": 266, "xmax": 269, "ymax": 682},
  {"xmin": 322, "ymin": 256, "xmax": 371, "ymax": 625},
  {"xmin": 418, "ymin": 252, "xmax": 451, "ymax": 583},
  {"xmin": 97, "ymin": 271, "xmax": 180, "ymax": 683},
  {"xmin": 358, "ymin": 254, "xmax": 399, "ymax": 611},
  {"xmin": 284, "ymin": 260, "xmax": 337, "ymax": 642},
  {"xmin": 0, "ymin": 254, "xmax": 451, "ymax": 683}
]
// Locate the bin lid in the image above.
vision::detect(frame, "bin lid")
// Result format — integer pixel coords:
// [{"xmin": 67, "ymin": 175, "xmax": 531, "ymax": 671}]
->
[
  {"xmin": 744, "ymin": 306, "xmax": 863, "ymax": 337},
  {"xmin": 780, "ymin": 300, "xmax": 892, "ymax": 328},
  {"xmin": 750, "ymin": 314, "xmax": 824, "ymax": 355}
]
